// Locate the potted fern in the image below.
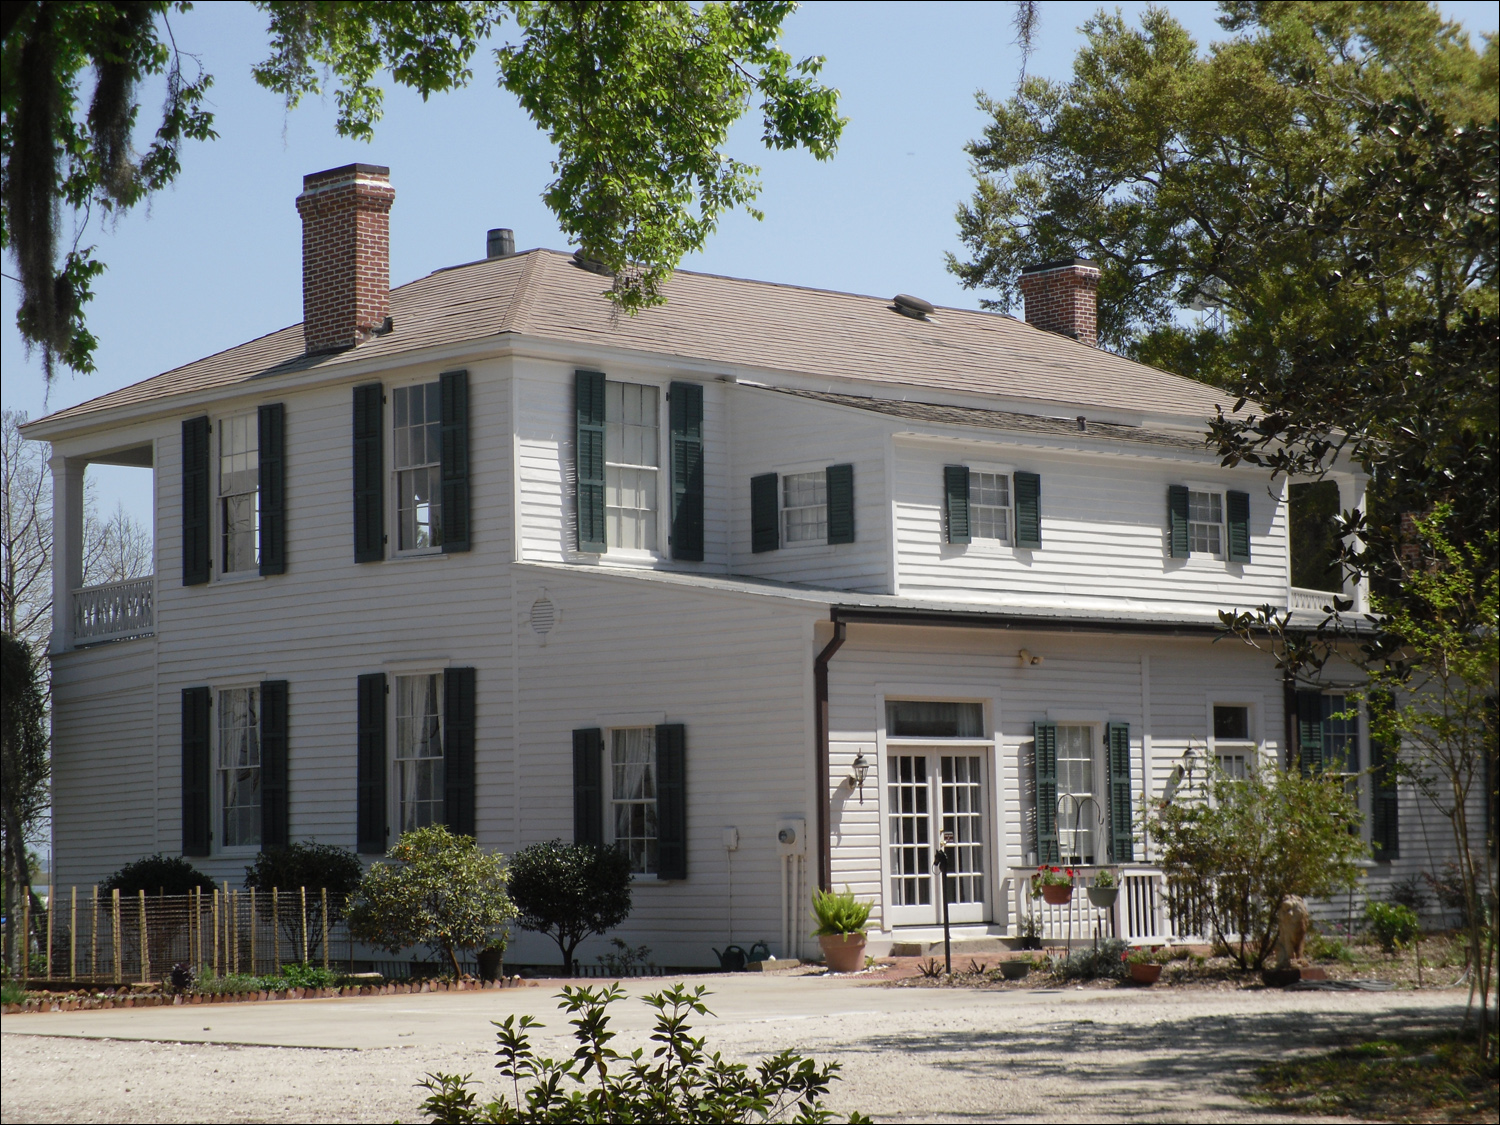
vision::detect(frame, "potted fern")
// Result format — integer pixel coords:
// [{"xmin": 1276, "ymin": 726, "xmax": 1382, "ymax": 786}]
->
[{"xmin": 812, "ymin": 887, "xmax": 872, "ymax": 972}]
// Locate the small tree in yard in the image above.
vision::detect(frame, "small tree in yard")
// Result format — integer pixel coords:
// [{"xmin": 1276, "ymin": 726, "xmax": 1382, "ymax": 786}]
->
[
  {"xmin": 508, "ymin": 840, "xmax": 632, "ymax": 975},
  {"xmin": 244, "ymin": 841, "xmax": 364, "ymax": 961},
  {"xmin": 1147, "ymin": 763, "xmax": 1368, "ymax": 970},
  {"xmin": 101, "ymin": 854, "xmax": 217, "ymax": 896},
  {"xmin": 347, "ymin": 827, "xmax": 514, "ymax": 978}
]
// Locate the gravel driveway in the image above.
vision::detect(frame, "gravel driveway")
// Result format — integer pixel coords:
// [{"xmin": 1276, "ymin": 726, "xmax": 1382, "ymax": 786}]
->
[{"xmin": 0, "ymin": 975, "xmax": 1470, "ymax": 1123}]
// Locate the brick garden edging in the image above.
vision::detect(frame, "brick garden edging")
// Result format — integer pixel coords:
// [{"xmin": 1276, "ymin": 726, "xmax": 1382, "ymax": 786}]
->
[{"xmin": 3, "ymin": 976, "xmax": 535, "ymax": 1014}]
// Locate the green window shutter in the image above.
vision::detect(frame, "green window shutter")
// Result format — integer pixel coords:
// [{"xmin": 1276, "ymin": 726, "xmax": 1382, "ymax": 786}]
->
[
  {"xmin": 440, "ymin": 370, "xmax": 471, "ymax": 553},
  {"xmin": 1368, "ymin": 693, "xmax": 1399, "ymax": 859},
  {"xmin": 826, "ymin": 463, "xmax": 855, "ymax": 545},
  {"xmin": 258, "ymin": 404, "xmax": 286, "ymax": 576},
  {"xmin": 353, "ymin": 384, "xmax": 385, "ymax": 563},
  {"xmin": 1226, "ymin": 490, "xmax": 1251, "ymax": 562},
  {"xmin": 656, "ymin": 723, "xmax": 688, "ymax": 880},
  {"xmin": 443, "ymin": 667, "xmax": 477, "ymax": 837},
  {"xmin": 573, "ymin": 728, "xmax": 604, "ymax": 845},
  {"xmin": 181, "ymin": 687, "xmax": 212, "ymax": 856},
  {"xmin": 1014, "ymin": 471, "xmax": 1042, "ymax": 548},
  {"xmin": 1296, "ymin": 689, "xmax": 1325, "ymax": 775},
  {"xmin": 575, "ymin": 370, "xmax": 607, "ymax": 553},
  {"xmin": 356, "ymin": 673, "xmax": 388, "ymax": 854},
  {"xmin": 944, "ymin": 465, "xmax": 971, "ymax": 544},
  {"xmin": 1167, "ymin": 485, "xmax": 1190, "ymax": 558},
  {"xmin": 669, "ymin": 381, "xmax": 705, "ymax": 561},
  {"xmin": 750, "ymin": 473, "xmax": 779, "ymax": 553},
  {"xmin": 259, "ymin": 680, "xmax": 290, "ymax": 849},
  {"xmin": 1106, "ymin": 722, "xmax": 1134, "ymax": 862},
  {"xmin": 182, "ymin": 417, "xmax": 211, "ymax": 586},
  {"xmin": 1033, "ymin": 721, "xmax": 1059, "ymax": 864}
]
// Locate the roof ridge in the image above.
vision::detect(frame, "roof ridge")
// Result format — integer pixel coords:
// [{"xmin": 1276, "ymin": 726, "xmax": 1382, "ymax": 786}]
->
[{"xmin": 505, "ymin": 249, "xmax": 546, "ymax": 335}]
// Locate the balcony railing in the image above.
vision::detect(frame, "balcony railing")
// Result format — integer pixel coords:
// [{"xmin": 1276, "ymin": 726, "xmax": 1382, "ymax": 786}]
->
[
  {"xmin": 1008, "ymin": 865, "xmax": 1205, "ymax": 946},
  {"xmin": 72, "ymin": 576, "xmax": 154, "ymax": 645},
  {"xmin": 1289, "ymin": 586, "xmax": 1343, "ymax": 614}
]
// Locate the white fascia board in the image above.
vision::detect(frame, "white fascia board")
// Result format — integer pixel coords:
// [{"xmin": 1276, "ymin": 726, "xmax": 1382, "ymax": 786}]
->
[{"xmin": 889, "ymin": 428, "xmax": 1235, "ymax": 470}]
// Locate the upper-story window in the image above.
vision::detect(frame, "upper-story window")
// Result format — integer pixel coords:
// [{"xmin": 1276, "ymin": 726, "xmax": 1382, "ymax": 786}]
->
[
  {"xmin": 218, "ymin": 685, "xmax": 261, "ymax": 848},
  {"xmin": 782, "ymin": 472, "xmax": 827, "ymax": 544},
  {"xmin": 1167, "ymin": 485, "xmax": 1249, "ymax": 563},
  {"xmin": 943, "ymin": 465, "xmax": 1039, "ymax": 549},
  {"xmin": 605, "ymin": 381, "xmax": 660, "ymax": 551},
  {"xmin": 970, "ymin": 472, "xmax": 1012, "ymax": 543},
  {"xmin": 393, "ymin": 382, "xmax": 443, "ymax": 551},
  {"xmin": 1188, "ymin": 491, "xmax": 1223, "ymax": 557},
  {"xmin": 219, "ymin": 414, "xmax": 259, "ymax": 573},
  {"xmin": 750, "ymin": 464, "xmax": 854, "ymax": 553}
]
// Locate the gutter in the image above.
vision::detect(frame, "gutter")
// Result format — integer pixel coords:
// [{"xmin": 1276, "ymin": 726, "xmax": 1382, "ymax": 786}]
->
[{"xmin": 812, "ymin": 619, "xmax": 846, "ymax": 892}]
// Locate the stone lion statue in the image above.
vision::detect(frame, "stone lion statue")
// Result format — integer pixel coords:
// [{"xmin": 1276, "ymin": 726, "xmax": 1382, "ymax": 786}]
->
[{"xmin": 1273, "ymin": 895, "xmax": 1311, "ymax": 969}]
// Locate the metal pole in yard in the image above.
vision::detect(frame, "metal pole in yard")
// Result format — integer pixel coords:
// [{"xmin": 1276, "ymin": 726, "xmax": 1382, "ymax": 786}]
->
[
  {"xmin": 936, "ymin": 831, "xmax": 954, "ymax": 976},
  {"xmin": 138, "ymin": 890, "xmax": 149, "ymax": 983},
  {"xmin": 91, "ymin": 886, "xmax": 98, "ymax": 979},
  {"xmin": 45, "ymin": 883, "xmax": 54, "ymax": 980},
  {"xmin": 250, "ymin": 888, "xmax": 257, "ymax": 976},
  {"xmin": 21, "ymin": 896, "xmax": 30, "ymax": 982},
  {"xmin": 111, "ymin": 889, "xmax": 122, "ymax": 983},
  {"xmin": 300, "ymin": 886, "xmax": 308, "ymax": 966},
  {"xmin": 321, "ymin": 888, "xmax": 329, "ymax": 973}
]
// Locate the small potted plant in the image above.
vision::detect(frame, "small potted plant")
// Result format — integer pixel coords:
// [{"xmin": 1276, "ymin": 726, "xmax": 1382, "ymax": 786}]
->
[
  {"xmin": 1087, "ymin": 868, "xmax": 1119, "ymax": 910},
  {"xmin": 812, "ymin": 886, "xmax": 872, "ymax": 972},
  {"xmin": 1030, "ymin": 865, "xmax": 1075, "ymax": 905},
  {"xmin": 998, "ymin": 955, "xmax": 1032, "ymax": 981},
  {"xmin": 1125, "ymin": 946, "xmax": 1165, "ymax": 984}
]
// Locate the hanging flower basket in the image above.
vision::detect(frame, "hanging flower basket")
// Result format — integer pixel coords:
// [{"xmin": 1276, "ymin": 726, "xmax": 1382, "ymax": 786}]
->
[
  {"xmin": 1087, "ymin": 886, "xmax": 1119, "ymax": 909},
  {"xmin": 1040, "ymin": 883, "xmax": 1073, "ymax": 905},
  {"xmin": 1030, "ymin": 866, "xmax": 1075, "ymax": 905}
]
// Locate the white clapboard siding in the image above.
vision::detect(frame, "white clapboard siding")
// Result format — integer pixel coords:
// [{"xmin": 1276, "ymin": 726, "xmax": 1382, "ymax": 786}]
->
[
  {"xmin": 506, "ymin": 565, "xmax": 820, "ymax": 967},
  {"xmin": 893, "ymin": 440, "xmax": 1289, "ymax": 612},
  {"xmin": 728, "ymin": 390, "xmax": 891, "ymax": 591},
  {"xmin": 514, "ymin": 357, "xmax": 731, "ymax": 569}
]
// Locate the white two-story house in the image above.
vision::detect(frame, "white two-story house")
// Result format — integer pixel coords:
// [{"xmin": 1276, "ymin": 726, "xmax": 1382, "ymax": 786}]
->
[{"xmin": 25, "ymin": 163, "xmax": 1416, "ymax": 965}]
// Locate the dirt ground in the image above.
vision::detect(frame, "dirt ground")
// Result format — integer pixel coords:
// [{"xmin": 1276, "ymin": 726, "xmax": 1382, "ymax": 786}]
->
[{"xmin": 0, "ymin": 970, "xmax": 1478, "ymax": 1124}]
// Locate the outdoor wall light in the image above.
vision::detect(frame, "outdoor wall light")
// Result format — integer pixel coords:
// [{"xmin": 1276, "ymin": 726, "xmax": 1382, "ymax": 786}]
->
[
  {"xmin": 850, "ymin": 751, "xmax": 869, "ymax": 803},
  {"xmin": 1018, "ymin": 648, "xmax": 1043, "ymax": 665}
]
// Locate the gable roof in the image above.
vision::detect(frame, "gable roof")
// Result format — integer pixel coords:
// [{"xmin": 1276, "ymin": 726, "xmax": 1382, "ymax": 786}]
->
[{"xmin": 31, "ymin": 249, "xmax": 1227, "ymax": 433}]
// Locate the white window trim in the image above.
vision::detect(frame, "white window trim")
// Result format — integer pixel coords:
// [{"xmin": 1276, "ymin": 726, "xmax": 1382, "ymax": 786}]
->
[
  {"xmin": 604, "ymin": 724, "xmax": 661, "ymax": 878},
  {"xmin": 1047, "ymin": 719, "xmax": 1106, "ymax": 867},
  {"xmin": 214, "ymin": 680, "xmax": 264, "ymax": 855},
  {"xmin": 1206, "ymin": 699, "xmax": 1260, "ymax": 777},
  {"xmin": 1178, "ymin": 479, "xmax": 1229, "ymax": 564},
  {"xmin": 955, "ymin": 460, "xmax": 1018, "ymax": 556},
  {"xmin": 214, "ymin": 411, "xmax": 263, "ymax": 583},
  {"xmin": 596, "ymin": 378, "xmax": 668, "ymax": 560},
  {"xmin": 388, "ymin": 376, "xmax": 446, "ymax": 559},
  {"xmin": 774, "ymin": 459, "xmax": 834, "ymax": 550},
  {"xmin": 391, "ymin": 669, "xmax": 446, "ymax": 834}
]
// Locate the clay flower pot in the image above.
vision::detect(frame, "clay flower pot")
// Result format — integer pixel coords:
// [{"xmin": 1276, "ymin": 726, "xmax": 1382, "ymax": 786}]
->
[
  {"xmin": 1040, "ymin": 883, "xmax": 1074, "ymax": 906},
  {"xmin": 1128, "ymin": 962, "xmax": 1162, "ymax": 985},
  {"xmin": 1086, "ymin": 886, "xmax": 1119, "ymax": 910},
  {"xmin": 818, "ymin": 932, "xmax": 867, "ymax": 973}
]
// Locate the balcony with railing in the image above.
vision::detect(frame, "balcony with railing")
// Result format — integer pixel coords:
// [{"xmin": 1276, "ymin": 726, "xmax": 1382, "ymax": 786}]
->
[
  {"xmin": 1007, "ymin": 865, "xmax": 1205, "ymax": 946},
  {"xmin": 72, "ymin": 576, "xmax": 155, "ymax": 645}
]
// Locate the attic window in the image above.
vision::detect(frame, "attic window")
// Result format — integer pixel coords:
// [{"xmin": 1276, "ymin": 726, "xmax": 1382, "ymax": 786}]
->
[{"xmin": 892, "ymin": 293, "xmax": 935, "ymax": 320}]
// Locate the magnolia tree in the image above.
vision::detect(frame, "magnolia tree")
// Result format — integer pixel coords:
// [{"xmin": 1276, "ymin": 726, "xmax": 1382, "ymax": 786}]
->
[
  {"xmin": 347, "ymin": 826, "xmax": 515, "ymax": 978},
  {"xmin": 1147, "ymin": 762, "xmax": 1368, "ymax": 970},
  {"xmin": 507, "ymin": 840, "xmax": 632, "ymax": 975}
]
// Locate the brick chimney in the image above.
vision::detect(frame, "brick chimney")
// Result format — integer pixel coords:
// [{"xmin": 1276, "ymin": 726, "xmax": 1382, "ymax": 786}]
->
[
  {"xmin": 296, "ymin": 164, "xmax": 395, "ymax": 354},
  {"xmin": 1018, "ymin": 258, "xmax": 1100, "ymax": 346}
]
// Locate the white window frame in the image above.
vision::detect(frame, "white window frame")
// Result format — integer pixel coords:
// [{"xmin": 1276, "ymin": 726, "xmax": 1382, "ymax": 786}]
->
[
  {"xmin": 603, "ymin": 379, "xmax": 664, "ymax": 558},
  {"xmin": 392, "ymin": 670, "xmax": 445, "ymax": 833},
  {"xmin": 875, "ymin": 690, "xmax": 999, "ymax": 929},
  {"xmin": 948, "ymin": 460, "xmax": 1016, "ymax": 556},
  {"xmin": 1185, "ymin": 484, "xmax": 1225, "ymax": 560},
  {"xmin": 390, "ymin": 378, "xmax": 445, "ymax": 556},
  {"xmin": 215, "ymin": 412, "xmax": 260, "ymax": 580},
  {"xmin": 1207, "ymin": 700, "xmax": 1259, "ymax": 780},
  {"xmin": 606, "ymin": 725, "xmax": 659, "ymax": 876},
  {"xmin": 215, "ymin": 682, "xmax": 263, "ymax": 854},
  {"xmin": 1050, "ymin": 721, "xmax": 1105, "ymax": 866}
]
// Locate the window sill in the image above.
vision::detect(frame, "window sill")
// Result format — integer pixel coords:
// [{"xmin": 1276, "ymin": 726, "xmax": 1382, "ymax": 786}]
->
[
  {"xmin": 213, "ymin": 569, "xmax": 264, "ymax": 585},
  {"xmin": 391, "ymin": 549, "xmax": 450, "ymax": 562},
  {"xmin": 777, "ymin": 542, "xmax": 834, "ymax": 556}
]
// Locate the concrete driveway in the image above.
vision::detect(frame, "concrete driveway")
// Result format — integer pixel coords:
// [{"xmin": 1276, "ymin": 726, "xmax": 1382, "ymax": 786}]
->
[{"xmin": 0, "ymin": 974, "xmax": 1467, "ymax": 1122}]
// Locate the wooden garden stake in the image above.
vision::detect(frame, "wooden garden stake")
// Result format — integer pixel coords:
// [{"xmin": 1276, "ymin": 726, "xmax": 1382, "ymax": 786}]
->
[
  {"xmin": 321, "ymin": 887, "xmax": 329, "ymax": 972},
  {"xmin": 112, "ymin": 888, "xmax": 122, "ymax": 983},
  {"xmin": 138, "ymin": 890, "xmax": 149, "ymax": 983},
  {"xmin": 231, "ymin": 889, "xmax": 238, "ymax": 976},
  {"xmin": 272, "ymin": 887, "xmax": 281, "ymax": 973},
  {"xmin": 212, "ymin": 890, "xmax": 219, "ymax": 979},
  {"xmin": 91, "ymin": 885, "xmax": 99, "ymax": 979},
  {"xmin": 249, "ymin": 888, "xmax": 257, "ymax": 976},
  {"xmin": 45, "ymin": 883, "xmax": 54, "ymax": 979},
  {"xmin": 70, "ymin": 887, "xmax": 77, "ymax": 980},
  {"xmin": 21, "ymin": 897, "xmax": 30, "ymax": 981},
  {"xmin": 300, "ymin": 886, "xmax": 308, "ymax": 965}
]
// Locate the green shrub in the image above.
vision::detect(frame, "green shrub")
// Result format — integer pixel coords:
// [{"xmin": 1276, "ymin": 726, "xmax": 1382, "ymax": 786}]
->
[
  {"xmin": 507, "ymin": 840, "xmax": 632, "ymax": 975},
  {"xmin": 348, "ymin": 827, "xmax": 515, "ymax": 977},
  {"xmin": 100, "ymin": 854, "xmax": 216, "ymax": 896},
  {"xmin": 272, "ymin": 962, "xmax": 339, "ymax": 990},
  {"xmin": 244, "ymin": 841, "xmax": 364, "ymax": 960},
  {"xmin": 1306, "ymin": 931, "xmax": 1359, "ymax": 964},
  {"xmin": 1, "ymin": 980, "xmax": 25, "ymax": 1005},
  {"xmin": 1053, "ymin": 938, "xmax": 1129, "ymax": 980},
  {"xmin": 417, "ymin": 982, "xmax": 870, "ymax": 1124},
  {"xmin": 196, "ymin": 974, "xmax": 264, "ymax": 996},
  {"xmin": 1366, "ymin": 901, "xmax": 1421, "ymax": 954},
  {"xmin": 811, "ymin": 886, "xmax": 872, "ymax": 936}
]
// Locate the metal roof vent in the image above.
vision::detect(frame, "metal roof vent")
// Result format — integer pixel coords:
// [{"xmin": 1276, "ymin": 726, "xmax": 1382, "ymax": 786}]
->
[
  {"xmin": 530, "ymin": 596, "xmax": 555, "ymax": 641},
  {"xmin": 487, "ymin": 228, "xmax": 515, "ymax": 259},
  {"xmin": 571, "ymin": 249, "xmax": 612, "ymax": 276},
  {"xmin": 892, "ymin": 293, "xmax": 935, "ymax": 320}
]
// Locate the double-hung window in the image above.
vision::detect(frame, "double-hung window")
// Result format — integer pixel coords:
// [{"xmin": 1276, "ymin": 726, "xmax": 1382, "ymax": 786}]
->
[
  {"xmin": 604, "ymin": 381, "xmax": 660, "ymax": 551},
  {"xmin": 393, "ymin": 382, "xmax": 443, "ymax": 551},
  {"xmin": 395, "ymin": 672, "xmax": 444, "ymax": 831},
  {"xmin": 782, "ymin": 472, "xmax": 827, "ymax": 544},
  {"xmin": 1168, "ymin": 484, "xmax": 1250, "ymax": 562},
  {"xmin": 750, "ymin": 464, "xmax": 854, "ymax": 552},
  {"xmin": 1188, "ymin": 491, "xmax": 1223, "ymax": 557},
  {"xmin": 943, "ymin": 465, "xmax": 1039, "ymax": 548},
  {"xmin": 610, "ymin": 727, "xmax": 659, "ymax": 874},
  {"xmin": 970, "ymin": 472, "xmax": 1012, "ymax": 543},
  {"xmin": 218, "ymin": 686, "xmax": 261, "ymax": 848},
  {"xmin": 218, "ymin": 414, "xmax": 259, "ymax": 573}
]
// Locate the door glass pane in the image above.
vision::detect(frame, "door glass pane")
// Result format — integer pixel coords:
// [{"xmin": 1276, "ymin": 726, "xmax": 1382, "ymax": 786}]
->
[
  {"xmin": 940, "ymin": 755, "xmax": 985, "ymax": 904},
  {"xmin": 887, "ymin": 755, "xmax": 932, "ymax": 906}
]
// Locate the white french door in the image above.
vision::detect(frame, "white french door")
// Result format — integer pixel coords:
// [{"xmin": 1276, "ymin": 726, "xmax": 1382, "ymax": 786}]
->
[{"xmin": 885, "ymin": 749, "xmax": 990, "ymax": 926}]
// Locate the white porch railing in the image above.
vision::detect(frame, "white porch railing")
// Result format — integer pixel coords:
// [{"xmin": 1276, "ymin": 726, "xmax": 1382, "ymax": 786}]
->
[
  {"xmin": 1289, "ymin": 586, "xmax": 1340, "ymax": 614},
  {"xmin": 72, "ymin": 576, "xmax": 154, "ymax": 644},
  {"xmin": 1009, "ymin": 865, "xmax": 1204, "ymax": 946}
]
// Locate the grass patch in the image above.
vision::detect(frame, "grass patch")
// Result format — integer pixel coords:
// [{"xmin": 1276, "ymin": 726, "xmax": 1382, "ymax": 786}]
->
[{"xmin": 1250, "ymin": 1031, "xmax": 1499, "ymax": 1123}]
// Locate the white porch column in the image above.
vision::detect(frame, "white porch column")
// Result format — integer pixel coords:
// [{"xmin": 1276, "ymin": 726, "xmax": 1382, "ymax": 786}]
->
[{"xmin": 49, "ymin": 454, "xmax": 85, "ymax": 653}]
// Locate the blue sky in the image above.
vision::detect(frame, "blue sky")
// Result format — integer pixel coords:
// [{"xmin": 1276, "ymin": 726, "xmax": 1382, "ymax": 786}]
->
[{"xmin": 4, "ymin": 0, "xmax": 1495, "ymax": 526}]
